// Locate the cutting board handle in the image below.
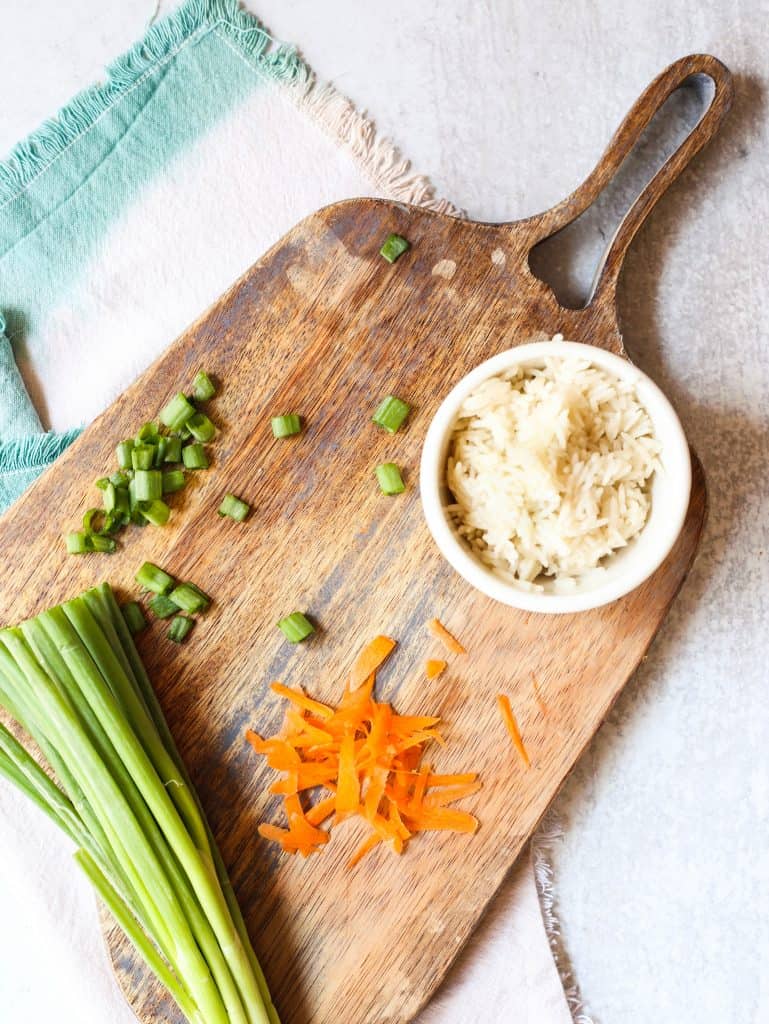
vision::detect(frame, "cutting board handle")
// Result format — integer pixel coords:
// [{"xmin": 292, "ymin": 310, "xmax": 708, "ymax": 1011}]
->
[{"xmin": 525, "ymin": 54, "xmax": 733, "ymax": 310}]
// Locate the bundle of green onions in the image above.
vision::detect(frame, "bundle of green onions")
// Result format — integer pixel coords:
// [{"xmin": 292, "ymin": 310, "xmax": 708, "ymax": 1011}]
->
[{"xmin": 0, "ymin": 583, "xmax": 277, "ymax": 1024}]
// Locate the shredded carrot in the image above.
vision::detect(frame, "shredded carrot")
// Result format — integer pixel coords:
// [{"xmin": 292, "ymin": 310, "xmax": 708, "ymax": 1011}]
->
[
  {"xmin": 270, "ymin": 682, "xmax": 334, "ymax": 720},
  {"xmin": 349, "ymin": 635, "xmax": 396, "ymax": 690},
  {"xmin": 427, "ymin": 618, "xmax": 466, "ymax": 655},
  {"xmin": 347, "ymin": 833, "xmax": 381, "ymax": 869},
  {"xmin": 531, "ymin": 673, "xmax": 548, "ymax": 715},
  {"xmin": 425, "ymin": 658, "xmax": 447, "ymax": 679},
  {"xmin": 247, "ymin": 636, "xmax": 480, "ymax": 866},
  {"xmin": 497, "ymin": 694, "xmax": 531, "ymax": 768}
]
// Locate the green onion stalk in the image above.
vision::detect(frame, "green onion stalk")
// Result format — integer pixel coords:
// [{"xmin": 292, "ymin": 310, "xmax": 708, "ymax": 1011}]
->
[{"xmin": 0, "ymin": 583, "xmax": 279, "ymax": 1024}]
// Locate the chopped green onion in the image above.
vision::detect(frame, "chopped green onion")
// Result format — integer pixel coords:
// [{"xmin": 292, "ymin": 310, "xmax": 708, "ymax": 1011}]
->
[
  {"xmin": 95, "ymin": 477, "xmax": 110, "ymax": 491},
  {"xmin": 86, "ymin": 534, "xmax": 117, "ymax": 553},
  {"xmin": 131, "ymin": 444, "xmax": 155, "ymax": 470},
  {"xmin": 130, "ymin": 507, "xmax": 148, "ymax": 527},
  {"xmin": 149, "ymin": 594, "xmax": 179, "ymax": 619},
  {"xmin": 192, "ymin": 371, "xmax": 216, "ymax": 401},
  {"xmin": 271, "ymin": 414, "xmax": 301, "ymax": 438},
  {"xmin": 375, "ymin": 462, "xmax": 406, "ymax": 495},
  {"xmin": 101, "ymin": 481, "xmax": 117, "ymax": 512},
  {"xmin": 114, "ymin": 487, "xmax": 130, "ymax": 519},
  {"xmin": 109, "ymin": 471, "xmax": 129, "ymax": 488},
  {"xmin": 139, "ymin": 499, "xmax": 170, "ymax": 527},
  {"xmin": 82, "ymin": 508, "xmax": 106, "ymax": 535},
  {"xmin": 163, "ymin": 437, "xmax": 182, "ymax": 463},
  {"xmin": 372, "ymin": 395, "xmax": 411, "ymax": 433},
  {"xmin": 116, "ymin": 439, "xmax": 135, "ymax": 469},
  {"xmin": 169, "ymin": 583, "xmax": 210, "ymax": 614},
  {"xmin": 154, "ymin": 437, "xmax": 168, "ymax": 466},
  {"xmin": 135, "ymin": 562, "xmax": 174, "ymax": 595},
  {"xmin": 218, "ymin": 493, "xmax": 250, "ymax": 522},
  {"xmin": 136, "ymin": 421, "xmax": 160, "ymax": 443},
  {"xmin": 159, "ymin": 392, "xmax": 196, "ymax": 431},
  {"xmin": 133, "ymin": 469, "xmax": 162, "ymax": 502},
  {"xmin": 121, "ymin": 601, "xmax": 147, "ymax": 635},
  {"xmin": 101, "ymin": 510, "xmax": 126, "ymax": 534},
  {"xmin": 65, "ymin": 531, "xmax": 89, "ymax": 554},
  {"xmin": 380, "ymin": 233, "xmax": 410, "ymax": 263},
  {"xmin": 277, "ymin": 611, "xmax": 315, "ymax": 643},
  {"xmin": 187, "ymin": 412, "xmax": 216, "ymax": 443},
  {"xmin": 162, "ymin": 469, "xmax": 186, "ymax": 494},
  {"xmin": 182, "ymin": 443, "xmax": 209, "ymax": 470},
  {"xmin": 168, "ymin": 615, "xmax": 195, "ymax": 644},
  {"xmin": 178, "ymin": 424, "xmax": 192, "ymax": 440}
]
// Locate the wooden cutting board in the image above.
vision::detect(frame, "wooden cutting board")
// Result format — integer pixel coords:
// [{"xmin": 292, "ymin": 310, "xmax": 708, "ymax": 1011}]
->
[{"xmin": 0, "ymin": 54, "xmax": 731, "ymax": 1024}]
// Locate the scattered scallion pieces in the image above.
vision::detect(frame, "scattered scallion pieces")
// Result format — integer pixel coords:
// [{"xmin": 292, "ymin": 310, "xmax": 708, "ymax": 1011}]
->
[
  {"xmin": 218, "ymin": 493, "xmax": 250, "ymax": 522},
  {"xmin": 163, "ymin": 437, "xmax": 182, "ymax": 463},
  {"xmin": 95, "ymin": 477, "xmax": 110, "ymax": 491},
  {"xmin": 168, "ymin": 615, "xmax": 195, "ymax": 643},
  {"xmin": 139, "ymin": 499, "xmax": 170, "ymax": 527},
  {"xmin": 86, "ymin": 534, "xmax": 116, "ymax": 553},
  {"xmin": 182, "ymin": 443, "xmax": 209, "ymax": 470},
  {"xmin": 82, "ymin": 508, "xmax": 105, "ymax": 535},
  {"xmin": 277, "ymin": 611, "xmax": 315, "ymax": 643},
  {"xmin": 133, "ymin": 469, "xmax": 162, "ymax": 502},
  {"xmin": 372, "ymin": 395, "xmax": 411, "ymax": 433},
  {"xmin": 109, "ymin": 471, "xmax": 129, "ymax": 488},
  {"xmin": 379, "ymin": 232, "xmax": 410, "ymax": 263},
  {"xmin": 192, "ymin": 371, "xmax": 216, "ymax": 401},
  {"xmin": 187, "ymin": 412, "xmax": 216, "ymax": 443},
  {"xmin": 271, "ymin": 414, "xmax": 301, "ymax": 439},
  {"xmin": 65, "ymin": 531, "xmax": 89, "ymax": 554},
  {"xmin": 136, "ymin": 421, "xmax": 159, "ymax": 443},
  {"xmin": 169, "ymin": 583, "xmax": 211, "ymax": 614},
  {"xmin": 159, "ymin": 392, "xmax": 196, "ymax": 431},
  {"xmin": 131, "ymin": 445, "xmax": 155, "ymax": 471},
  {"xmin": 162, "ymin": 469, "xmax": 186, "ymax": 494},
  {"xmin": 116, "ymin": 439, "xmax": 134, "ymax": 469},
  {"xmin": 149, "ymin": 594, "xmax": 179, "ymax": 619},
  {"xmin": 135, "ymin": 562, "xmax": 174, "ymax": 595},
  {"xmin": 375, "ymin": 462, "xmax": 405, "ymax": 495},
  {"xmin": 121, "ymin": 601, "xmax": 147, "ymax": 634}
]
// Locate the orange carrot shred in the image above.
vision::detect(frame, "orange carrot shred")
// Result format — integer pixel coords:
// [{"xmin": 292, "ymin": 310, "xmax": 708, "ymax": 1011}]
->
[
  {"xmin": 425, "ymin": 658, "xmax": 447, "ymax": 679},
  {"xmin": 349, "ymin": 636, "xmax": 396, "ymax": 691},
  {"xmin": 497, "ymin": 694, "xmax": 531, "ymax": 768},
  {"xmin": 347, "ymin": 833, "xmax": 381, "ymax": 869},
  {"xmin": 335, "ymin": 733, "xmax": 360, "ymax": 813},
  {"xmin": 305, "ymin": 796, "xmax": 336, "ymax": 827},
  {"xmin": 270, "ymin": 681, "xmax": 334, "ymax": 719},
  {"xmin": 427, "ymin": 618, "xmax": 466, "ymax": 655}
]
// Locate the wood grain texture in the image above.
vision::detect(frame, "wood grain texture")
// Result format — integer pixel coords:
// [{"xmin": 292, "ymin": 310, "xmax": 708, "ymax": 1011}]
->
[{"xmin": 0, "ymin": 54, "xmax": 730, "ymax": 1024}]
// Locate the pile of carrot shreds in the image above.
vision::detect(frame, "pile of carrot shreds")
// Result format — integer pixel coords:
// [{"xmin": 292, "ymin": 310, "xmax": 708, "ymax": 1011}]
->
[{"xmin": 246, "ymin": 626, "xmax": 482, "ymax": 869}]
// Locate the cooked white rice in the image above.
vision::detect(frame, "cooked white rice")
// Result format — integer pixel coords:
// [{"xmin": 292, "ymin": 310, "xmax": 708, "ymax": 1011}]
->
[{"xmin": 446, "ymin": 347, "xmax": 661, "ymax": 592}]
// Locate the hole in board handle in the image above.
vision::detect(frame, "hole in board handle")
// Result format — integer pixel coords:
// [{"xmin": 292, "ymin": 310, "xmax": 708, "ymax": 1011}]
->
[{"xmin": 528, "ymin": 73, "xmax": 717, "ymax": 310}]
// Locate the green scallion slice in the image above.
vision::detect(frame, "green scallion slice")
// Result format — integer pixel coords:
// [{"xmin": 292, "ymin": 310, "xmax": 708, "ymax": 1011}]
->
[
  {"xmin": 277, "ymin": 611, "xmax": 315, "ymax": 643},
  {"xmin": 372, "ymin": 395, "xmax": 411, "ymax": 433},
  {"xmin": 149, "ymin": 594, "xmax": 179, "ymax": 619},
  {"xmin": 192, "ymin": 371, "xmax": 216, "ymax": 401},
  {"xmin": 154, "ymin": 437, "xmax": 168, "ymax": 466},
  {"xmin": 163, "ymin": 437, "xmax": 182, "ymax": 463},
  {"xmin": 133, "ymin": 469, "xmax": 162, "ymax": 502},
  {"xmin": 95, "ymin": 477, "xmax": 110, "ymax": 491},
  {"xmin": 82, "ymin": 508, "xmax": 106, "ymax": 535},
  {"xmin": 116, "ymin": 439, "xmax": 135, "ymax": 469},
  {"xmin": 65, "ymin": 531, "xmax": 89, "ymax": 554},
  {"xmin": 187, "ymin": 412, "xmax": 216, "ymax": 443},
  {"xmin": 271, "ymin": 414, "xmax": 301, "ymax": 438},
  {"xmin": 101, "ymin": 481, "xmax": 117, "ymax": 512},
  {"xmin": 109, "ymin": 471, "xmax": 130, "ymax": 488},
  {"xmin": 114, "ymin": 487, "xmax": 130, "ymax": 518},
  {"xmin": 101, "ymin": 510, "xmax": 126, "ymax": 534},
  {"xmin": 130, "ymin": 507, "xmax": 148, "ymax": 527},
  {"xmin": 218, "ymin": 493, "xmax": 250, "ymax": 522},
  {"xmin": 121, "ymin": 601, "xmax": 147, "ymax": 634},
  {"xmin": 139, "ymin": 499, "xmax": 170, "ymax": 527},
  {"xmin": 159, "ymin": 392, "xmax": 196, "ymax": 431},
  {"xmin": 169, "ymin": 583, "xmax": 210, "ymax": 614},
  {"xmin": 168, "ymin": 615, "xmax": 195, "ymax": 644},
  {"xmin": 135, "ymin": 562, "xmax": 174, "ymax": 595},
  {"xmin": 380, "ymin": 233, "xmax": 410, "ymax": 263},
  {"xmin": 162, "ymin": 469, "xmax": 186, "ymax": 494},
  {"xmin": 375, "ymin": 462, "xmax": 406, "ymax": 495},
  {"xmin": 136, "ymin": 421, "xmax": 160, "ymax": 443},
  {"xmin": 182, "ymin": 443, "xmax": 209, "ymax": 470},
  {"xmin": 85, "ymin": 534, "xmax": 116, "ymax": 553},
  {"xmin": 131, "ymin": 444, "xmax": 156, "ymax": 471}
]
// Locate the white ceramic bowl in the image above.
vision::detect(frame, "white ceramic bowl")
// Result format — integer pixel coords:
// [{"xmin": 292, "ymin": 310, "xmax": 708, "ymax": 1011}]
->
[{"xmin": 420, "ymin": 340, "xmax": 691, "ymax": 614}]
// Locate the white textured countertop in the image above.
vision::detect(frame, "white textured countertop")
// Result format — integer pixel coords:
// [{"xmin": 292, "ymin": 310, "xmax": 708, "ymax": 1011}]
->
[{"xmin": 1, "ymin": 2, "xmax": 768, "ymax": 1022}]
